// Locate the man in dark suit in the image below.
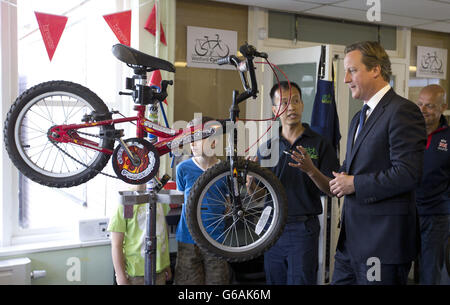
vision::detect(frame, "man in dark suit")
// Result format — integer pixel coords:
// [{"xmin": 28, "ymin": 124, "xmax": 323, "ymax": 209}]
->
[{"xmin": 288, "ymin": 41, "xmax": 426, "ymax": 284}]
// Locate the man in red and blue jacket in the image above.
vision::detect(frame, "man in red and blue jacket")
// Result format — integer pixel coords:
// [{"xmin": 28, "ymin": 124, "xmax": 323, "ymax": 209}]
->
[{"xmin": 416, "ymin": 84, "xmax": 450, "ymax": 285}]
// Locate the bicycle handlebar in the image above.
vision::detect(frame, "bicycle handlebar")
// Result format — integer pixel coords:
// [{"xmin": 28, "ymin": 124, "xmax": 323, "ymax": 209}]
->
[
  {"xmin": 217, "ymin": 43, "xmax": 266, "ymax": 104},
  {"xmin": 239, "ymin": 44, "xmax": 268, "ymax": 60}
]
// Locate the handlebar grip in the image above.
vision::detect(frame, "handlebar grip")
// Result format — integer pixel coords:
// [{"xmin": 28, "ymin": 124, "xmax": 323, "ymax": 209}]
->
[
  {"xmin": 217, "ymin": 57, "xmax": 230, "ymax": 66},
  {"xmin": 217, "ymin": 55, "xmax": 240, "ymax": 67}
]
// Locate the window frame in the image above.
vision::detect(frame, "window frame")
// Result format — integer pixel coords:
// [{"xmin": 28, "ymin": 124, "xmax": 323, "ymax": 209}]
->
[
  {"xmin": 1, "ymin": 0, "xmax": 19, "ymax": 247},
  {"xmin": 1, "ymin": 0, "xmax": 131, "ymax": 247}
]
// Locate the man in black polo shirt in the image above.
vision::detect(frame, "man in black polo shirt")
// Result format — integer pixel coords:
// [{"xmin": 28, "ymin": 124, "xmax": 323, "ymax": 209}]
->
[
  {"xmin": 415, "ymin": 84, "xmax": 450, "ymax": 285},
  {"xmin": 256, "ymin": 81, "xmax": 339, "ymax": 285}
]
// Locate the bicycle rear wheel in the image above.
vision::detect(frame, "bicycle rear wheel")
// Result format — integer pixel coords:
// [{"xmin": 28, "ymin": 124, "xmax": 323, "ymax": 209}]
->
[
  {"xmin": 187, "ymin": 158, "xmax": 287, "ymax": 262},
  {"xmin": 3, "ymin": 81, "xmax": 115, "ymax": 188}
]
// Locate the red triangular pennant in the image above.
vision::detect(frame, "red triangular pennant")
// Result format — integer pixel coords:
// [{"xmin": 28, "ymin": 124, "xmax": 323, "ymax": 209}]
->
[
  {"xmin": 103, "ymin": 10, "xmax": 131, "ymax": 46},
  {"xmin": 149, "ymin": 70, "xmax": 167, "ymax": 105},
  {"xmin": 144, "ymin": 4, "xmax": 167, "ymax": 46},
  {"xmin": 34, "ymin": 12, "xmax": 68, "ymax": 61}
]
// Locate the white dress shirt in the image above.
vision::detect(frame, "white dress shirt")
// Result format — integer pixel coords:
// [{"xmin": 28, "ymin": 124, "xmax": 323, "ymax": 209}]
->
[{"xmin": 354, "ymin": 84, "xmax": 391, "ymax": 143}]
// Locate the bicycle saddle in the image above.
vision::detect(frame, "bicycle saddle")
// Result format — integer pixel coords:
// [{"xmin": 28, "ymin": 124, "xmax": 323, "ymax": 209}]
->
[{"xmin": 112, "ymin": 44, "xmax": 175, "ymax": 73}]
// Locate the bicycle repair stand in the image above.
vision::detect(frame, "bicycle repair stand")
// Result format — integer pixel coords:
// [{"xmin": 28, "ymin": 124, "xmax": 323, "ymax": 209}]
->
[{"xmin": 118, "ymin": 181, "xmax": 184, "ymax": 285}]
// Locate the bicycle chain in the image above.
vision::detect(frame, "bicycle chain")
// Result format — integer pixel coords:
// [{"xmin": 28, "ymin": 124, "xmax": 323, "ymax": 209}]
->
[{"xmin": 49, "ymin": 129, "xmax": 120, "ymax": 180}]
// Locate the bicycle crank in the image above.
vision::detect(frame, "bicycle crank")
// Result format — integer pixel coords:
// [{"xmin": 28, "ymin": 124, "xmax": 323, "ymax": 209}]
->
[{"xmin": 112, "ymin": 138, "xmax": 160, "ymax": 185}]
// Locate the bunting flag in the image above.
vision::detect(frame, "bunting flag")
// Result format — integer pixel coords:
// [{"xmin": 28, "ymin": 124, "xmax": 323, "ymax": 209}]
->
[
  {"xmin": 149, "ymin": 70, "xmax": 167, "ymax": 105},
  {"xmin": 310, "ymin": 78, "xmax": 341, "ymax": 152},
  {"xmin": 144, "ymin": 4, "xmax": 167, "ymax": 46},
  {"xmin": 103, "ymin": 10, "xmax": 131, "ymax": 46},
  {"xmin": 34, "ymin": 12, "xmax": 68, "ymax": 61}
]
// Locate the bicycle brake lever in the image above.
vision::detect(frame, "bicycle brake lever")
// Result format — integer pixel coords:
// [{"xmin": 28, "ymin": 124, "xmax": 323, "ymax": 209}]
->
[
  {"xmin": 151, "ymin": 80, "xmax": 173, "ymax": 103},
  {"xmin": 161, "ymin": 80, "xmax": 173, "ymax": 92}
]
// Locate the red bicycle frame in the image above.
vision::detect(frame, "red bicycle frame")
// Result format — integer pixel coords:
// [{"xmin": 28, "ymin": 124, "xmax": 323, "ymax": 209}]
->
[{"xmin": 47, "ymin": 104, "xmax": 208, "ymax": 156}]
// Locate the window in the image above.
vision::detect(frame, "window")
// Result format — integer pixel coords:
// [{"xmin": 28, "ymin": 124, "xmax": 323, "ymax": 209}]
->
[
  {"xmin": 268, "ymin": 11, "xmax": 397, "ymax": 51},
  {"xmin": 6, "ymin": 0, "xmax": 134, "ymax": 243}
]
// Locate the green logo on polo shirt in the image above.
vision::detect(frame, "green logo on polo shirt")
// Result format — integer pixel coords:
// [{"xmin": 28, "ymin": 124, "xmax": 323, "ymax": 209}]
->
[{"xmin": 304, "ymin": 147, "xmax": 318, "ymax": 159}]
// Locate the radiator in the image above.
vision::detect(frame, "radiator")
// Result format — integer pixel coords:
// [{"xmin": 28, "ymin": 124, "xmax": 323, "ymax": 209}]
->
[{"xmin": 0, "ymin": 257, "xmax": 46, "ymax": 285}]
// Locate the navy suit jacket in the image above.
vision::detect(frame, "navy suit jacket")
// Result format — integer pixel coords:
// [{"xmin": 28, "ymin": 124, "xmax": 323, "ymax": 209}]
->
[{"xmin": 338, "ymin": 88, "xmax": 426, "ymax": 264}]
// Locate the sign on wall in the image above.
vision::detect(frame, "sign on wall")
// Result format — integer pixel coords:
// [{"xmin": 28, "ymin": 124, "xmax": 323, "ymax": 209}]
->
[
  {"xmin": 416, "ymin": 46, "xmax": 447, "ymax": 79},
  {"xmin": 187, "ymin": 26, "xmax": 237, "ymax": 70}
]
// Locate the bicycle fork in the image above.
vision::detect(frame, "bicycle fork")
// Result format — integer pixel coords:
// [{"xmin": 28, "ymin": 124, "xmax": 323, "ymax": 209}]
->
[{"xmin": 228, "ymin": 89, "xmax": 245, "ymax": 219}]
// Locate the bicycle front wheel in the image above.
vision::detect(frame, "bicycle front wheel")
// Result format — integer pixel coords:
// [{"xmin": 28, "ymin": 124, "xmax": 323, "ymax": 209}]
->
[
  {"xmin": 187, "ymin": 158, "xmax": 287, "ymax": 262},
  {"xmin": 4, "ymin": 81, "xmax": 115, "ymax": 188}
]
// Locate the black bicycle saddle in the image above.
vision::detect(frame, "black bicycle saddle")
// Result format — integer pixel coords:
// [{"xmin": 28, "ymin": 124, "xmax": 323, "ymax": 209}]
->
[{"xmin": 112, "ymin": 44, "xmax": 175, "ymax": 73}]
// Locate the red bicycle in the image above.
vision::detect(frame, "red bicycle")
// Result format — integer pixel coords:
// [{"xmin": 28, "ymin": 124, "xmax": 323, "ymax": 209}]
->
[
  {"xmin": 4, "ymin": 43, "xmax": 287, "ymax": 261},
  {"xmin": 4, "ymin": 44, "xmax": 217, "ymax": 187}
]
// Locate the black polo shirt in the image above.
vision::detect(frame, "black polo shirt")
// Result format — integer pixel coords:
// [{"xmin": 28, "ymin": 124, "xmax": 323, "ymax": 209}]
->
[{"xmin": 257, "ymin": 123, "xmax": 340, "ymax": 218}]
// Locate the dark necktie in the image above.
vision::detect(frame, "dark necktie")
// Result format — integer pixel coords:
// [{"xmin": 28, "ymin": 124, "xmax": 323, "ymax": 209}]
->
[{"xmin": 356, "ymin": 104, "xmax": 370, "ymax": 139}]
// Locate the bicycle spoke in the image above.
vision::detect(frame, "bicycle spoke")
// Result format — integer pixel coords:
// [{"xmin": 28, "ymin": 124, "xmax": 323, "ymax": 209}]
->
[
  {"xmin": 61, "ymin": 95, "xmax": 69, "ymax": 124},
  {"xmin": 22, "ymin": 133, "xmax": 47, "ymax": 143},
  {"xmin": 70, "ymin": 144, "xmax": 89, "ymax": 167},
  {"xmin": 65, "ymin": 103, "xmax": 88, "ymax": 123},
  {"xmin": 243, "ymin": 177, "xmax": 264, "ymax": 205},
  {"xmin": 41, "ymin": 98, "xmax": 56, "ymax": 125},
  {"xmin": 243, "ymin": 218, "xmax": 256, "ymax": 244},
  {"xmin": 51, "ymin": 148, "xmax": 60, "ymax": 172},
  {"xmin": 213, "ymin": 179, "xmax": 229, "ymax": 203},
  {"xmin": 21, "ymin": 122, "xmax": 47, "ymax": 134},
  {"xmin": 233, "ymin": 219, "xmax": 240, "ymax": 246},
  {"xmin": 27, "ymin": 142, "xmax": 52, "ymax": 160},
  {"xmin": 216, "ymin": 216, "xmax": 240, "ymax": 245},
  {"xmin": 64, "ymin": 98, "xmax": 81, "ymax": 123},
  {"xmin": 203, "ymin": 213, "xmax": 227, "ymax": 233},
  {"xmin": 30, "ymin": 104, "xmax": 54, "ymax": 125},
  {"xmin": 42, "ymin": 144, "xmax": 55, "ymax": 170}
]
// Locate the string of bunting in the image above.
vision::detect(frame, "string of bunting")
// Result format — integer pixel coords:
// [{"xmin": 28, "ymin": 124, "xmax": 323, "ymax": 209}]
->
[{"xmin": 34, "ymin": 4, "xmax": 166, "ymax": 62}]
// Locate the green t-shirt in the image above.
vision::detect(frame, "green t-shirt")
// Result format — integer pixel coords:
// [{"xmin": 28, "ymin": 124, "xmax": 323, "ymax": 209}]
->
[{"xmin": 108, "ymin": 203, "xmax": 171, "ymax": 276}]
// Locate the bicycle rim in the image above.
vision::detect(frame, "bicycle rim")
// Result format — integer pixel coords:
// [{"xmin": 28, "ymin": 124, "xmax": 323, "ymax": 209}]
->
[
  {"xmin": 195, "ymin": 169, "xmax": 281, "ymax": 254},
  {"xmin": 14, "ymin": 91, "xmax": 104, "ymax": 178}
]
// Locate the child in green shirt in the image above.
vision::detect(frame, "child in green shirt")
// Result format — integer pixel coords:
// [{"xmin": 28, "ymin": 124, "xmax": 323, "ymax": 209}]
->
[{"xmin": 108, "ymin": 184, "xmax": 171, "ymax": 285}]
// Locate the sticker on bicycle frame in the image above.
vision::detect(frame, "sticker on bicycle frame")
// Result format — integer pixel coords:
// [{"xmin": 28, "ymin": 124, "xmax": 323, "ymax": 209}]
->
[
  {"xmin": 167, "ymin": 128, "xmax": 216, "ymax": 150},
  {"xmin": 143, "ymin": 121, "xmax": 176, "ymax": 136},
  {"xmin": 255, "ymin": 206, "xmax": 272, "ymax": 236},
  {"xmin": 187, "ymin": 26, "xmax": 237, "ymax": 70},
  {"xmin": 416, "ymin": 46, "xmax": 447, "ymax": 79}
]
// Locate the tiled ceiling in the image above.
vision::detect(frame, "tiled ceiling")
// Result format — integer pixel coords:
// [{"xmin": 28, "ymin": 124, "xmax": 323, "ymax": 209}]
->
[{"xmin": 212, "ymin": 0, "xmax": 450, "ymax": 33}]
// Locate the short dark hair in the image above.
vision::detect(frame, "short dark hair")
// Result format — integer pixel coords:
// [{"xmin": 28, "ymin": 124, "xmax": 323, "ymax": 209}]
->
[
  {"xmin": 269, "ymin": 81, "xmax": 302, "ymax": 106},
  {"xmin": 344, "ymin": 41, "xmax": 391, "ymax": 82}
]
